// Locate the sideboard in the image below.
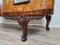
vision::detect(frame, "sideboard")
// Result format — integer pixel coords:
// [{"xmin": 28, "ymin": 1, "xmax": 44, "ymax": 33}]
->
[{"xmin": 0, "ymin": 0, "xmax": 54, "ymax": 41}]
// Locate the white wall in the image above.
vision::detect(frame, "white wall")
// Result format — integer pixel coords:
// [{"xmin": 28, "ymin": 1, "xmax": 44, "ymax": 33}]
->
[
  {"xmin": 0, "ymin": 0, "xmax": 2, "ymax": 5},
  {"xmin": 0, "ymin": 0, "xmax": 60, "ymax": 27},
  {"xmin": 50, "ymin": 0, "xmax": 60, "ymax": 27}
]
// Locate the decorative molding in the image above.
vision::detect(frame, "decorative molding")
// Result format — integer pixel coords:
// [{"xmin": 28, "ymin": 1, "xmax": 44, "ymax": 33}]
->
[{"xmin": 2, "ymin": 9, "xmax": 53, "ymax": 17}]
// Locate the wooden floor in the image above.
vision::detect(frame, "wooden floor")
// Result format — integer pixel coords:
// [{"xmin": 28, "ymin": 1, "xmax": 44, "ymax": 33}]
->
[{"xmin": 0, "ymin": 23, "xmax": 60, "ymax": 45}]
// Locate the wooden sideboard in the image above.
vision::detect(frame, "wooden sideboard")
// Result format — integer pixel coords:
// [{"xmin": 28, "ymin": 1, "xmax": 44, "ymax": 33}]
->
[{"xmin": 0, "ymin": 0, "xmax": 54, "ymax": 41}]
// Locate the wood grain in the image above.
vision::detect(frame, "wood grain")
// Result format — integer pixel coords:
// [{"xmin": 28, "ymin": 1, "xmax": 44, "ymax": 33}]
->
[{"xmin": 2, "ymin": 0, "xmax": 54, "ymax": 13}]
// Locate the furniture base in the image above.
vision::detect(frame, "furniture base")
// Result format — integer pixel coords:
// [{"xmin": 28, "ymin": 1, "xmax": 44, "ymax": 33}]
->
[{"xmin": 3, "ymin": 15, "xmax": 51, "ymax": 41}]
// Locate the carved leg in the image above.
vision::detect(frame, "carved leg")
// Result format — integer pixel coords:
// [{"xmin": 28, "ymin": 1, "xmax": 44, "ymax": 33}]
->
[
  {"xmin": 46, "ymin": 15, "xmax": 51, "ymax": 31},
  {"xmin": 21, "ymin": 21, "xmax": 28, "ymax": 41},
  {"xmin": 17, "ymin": 19, "xmax": 29, "ymax": 41}
]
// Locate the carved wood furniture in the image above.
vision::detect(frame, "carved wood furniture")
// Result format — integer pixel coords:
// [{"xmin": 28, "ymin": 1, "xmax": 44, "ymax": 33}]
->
[{"xmin": 1, "ymin": 0, "xmax": 54, "ymax": 41}]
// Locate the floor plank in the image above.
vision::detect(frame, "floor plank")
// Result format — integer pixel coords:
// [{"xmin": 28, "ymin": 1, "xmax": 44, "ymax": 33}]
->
[{"xmin": 0, "ymin": 23, "xmax": 60, "ymax": 45}]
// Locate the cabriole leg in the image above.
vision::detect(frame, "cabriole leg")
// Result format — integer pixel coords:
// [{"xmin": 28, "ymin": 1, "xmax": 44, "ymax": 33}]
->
[
  {"xmin": 46, "ymin": 15, "xmax": 51, "ymax": 31},
  {"xmin": 17, "ymin": 18, "xmax": 29, "ymax": 41}
]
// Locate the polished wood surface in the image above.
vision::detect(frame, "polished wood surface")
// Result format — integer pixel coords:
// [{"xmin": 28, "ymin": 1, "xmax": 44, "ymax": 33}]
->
[{"xmin": 2, "ymin": 0, "xmax": 54, "ymax": 16}]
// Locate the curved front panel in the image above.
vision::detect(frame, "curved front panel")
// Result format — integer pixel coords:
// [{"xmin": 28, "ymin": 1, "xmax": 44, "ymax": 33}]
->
[{"xmin": 1, "ymin": 0, "xmax": 54, "ymax": 16}]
